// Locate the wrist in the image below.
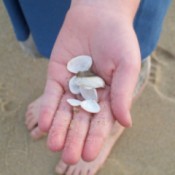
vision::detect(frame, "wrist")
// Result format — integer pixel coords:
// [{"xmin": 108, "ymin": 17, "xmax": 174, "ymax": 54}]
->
[{"xmin": 71, "ymin": 0, "xmax": 140, "ymax": 21}]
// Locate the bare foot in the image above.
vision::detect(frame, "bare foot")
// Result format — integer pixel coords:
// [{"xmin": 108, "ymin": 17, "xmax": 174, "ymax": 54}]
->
[
  {"xmin": 56, "ymin": 122, "xmax": 124, "ymax": 175},
  {"xmin": 24, "ymin": 96, "xmax": 123, "ymax": 175},
  {"xmin": 25, "ymin": 96, "xmax": 46, "ymax": 140}
]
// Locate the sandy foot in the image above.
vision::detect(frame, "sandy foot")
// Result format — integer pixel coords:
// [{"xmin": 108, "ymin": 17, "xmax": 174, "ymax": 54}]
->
[
  {"xmin": 56, "ymin": 123, "xmax": 124, "ymax": 175},
  {"xmin": 25, "ymin": 95, "xmax": 125, "ymax": 175}
]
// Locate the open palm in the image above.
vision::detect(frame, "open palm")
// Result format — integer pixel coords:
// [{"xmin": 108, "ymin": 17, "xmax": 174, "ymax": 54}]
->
[{"xmin": 38, "ymin": 5, "xmax": 141, "ymax": 164}]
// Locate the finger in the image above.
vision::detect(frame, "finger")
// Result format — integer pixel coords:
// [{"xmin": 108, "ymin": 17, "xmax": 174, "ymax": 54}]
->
[
  {"xmin": 62, "ymin": 110, "xmax": 91, "ymax": 165},
  {"xmin": 82, "ymin": 101, "xmax": 114, "ymax": 161},
  {"xmin": 38, "ymin": 79, "xmax": 64, "ymax": 132},
  {"xmin": 38, "ymin": 39, "xmax": 75, "ymax": 132},
  {"xmin": 47, "ymin": 93, "xmax": 72, "ymax": 151},
  {"xmin": 111, "ymin": 58, "xmax": 140, "ymax": 127}
]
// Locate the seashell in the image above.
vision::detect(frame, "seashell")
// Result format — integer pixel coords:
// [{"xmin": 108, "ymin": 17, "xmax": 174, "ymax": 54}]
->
[
  {"xmin": 67, "ymin": 99, "xmax": 81, "ymax": 106},
  {"xmin": 75, "ymin": 76, "xmax": 105, "ymax": 89},
  {"xmin": 80, "ymin": 87, "xmax": 98, "ymax": 101},
  {"xmin": 67, "ymin": 55, "xmax": 92, "ymax": 73},
  {"xmin": 81, "ymin": 100, "xmax": 100, "ymax": 113},
  {"xmin": 69, "ymin": 76, "xmax": 80, "ymax": 94},
  {"xmin": 77, "ymin": 70, "xmax": 95, "ymax": 77}
]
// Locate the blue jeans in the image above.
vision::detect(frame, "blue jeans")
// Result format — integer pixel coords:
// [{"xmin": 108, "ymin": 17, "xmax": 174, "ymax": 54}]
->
[{"xmin": 3, "ymin": 0, "xmax": 171, "ymax": 60}]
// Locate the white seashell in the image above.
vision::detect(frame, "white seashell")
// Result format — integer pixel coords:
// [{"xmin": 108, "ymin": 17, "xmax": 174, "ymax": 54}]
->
[
  {"xmin": 81, "ymin": 100, "xmax": 100, "ymax": 113},
  {"xmin": 75, "ymin": 76, "xmax": 105, "ymax": 89},
  {"xmin": 67, "ymin": 55, "xmax": 92, "ymax": 73},
  {"xmin": 69, "ymin": 76, "xmax": 80, "ymax": 94},
  {"xmin": 80, "ymin": 87, "xmax": 98, "ymax": 101},
  {"xmin": 67, "ymin": 99, "xmax": 81, "ymax": 106}
]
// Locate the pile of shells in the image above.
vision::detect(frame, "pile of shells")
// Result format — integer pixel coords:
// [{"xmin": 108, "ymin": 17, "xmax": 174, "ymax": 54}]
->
[{"xmin": 66, "ymin": 55, "xmax": 105, "ymax": 113}]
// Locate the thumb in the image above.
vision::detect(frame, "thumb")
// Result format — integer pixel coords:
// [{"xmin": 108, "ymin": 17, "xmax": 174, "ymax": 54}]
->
[{"xmin": 111, "ymin": 58, "xmax": 141, "ymax": 127}]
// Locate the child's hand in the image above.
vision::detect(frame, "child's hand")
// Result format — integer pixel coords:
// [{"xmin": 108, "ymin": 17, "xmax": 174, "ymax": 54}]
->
[{"xmin": 38, "ymin": 1, "xmax": 141, "ymax": 164}]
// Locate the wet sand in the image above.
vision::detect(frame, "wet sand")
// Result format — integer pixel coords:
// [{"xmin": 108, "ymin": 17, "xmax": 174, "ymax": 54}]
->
[{"xmin": 0, "ymin": 1, "xmax": 175, "ymax": 175}]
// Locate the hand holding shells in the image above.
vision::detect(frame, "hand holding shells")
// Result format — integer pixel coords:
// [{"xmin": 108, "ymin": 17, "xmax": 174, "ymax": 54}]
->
[{"xmin": 37, "ymin": 4, "xmax": 141, "ymax": 167}]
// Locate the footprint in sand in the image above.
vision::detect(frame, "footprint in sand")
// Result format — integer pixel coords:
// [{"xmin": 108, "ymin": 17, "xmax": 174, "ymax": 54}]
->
[
  {"xmin": 149, "ymin": 46, "xmax": 175, "ymax": 100},
  {"xmin": 0, "ymin": 83, "xmax": 16, "ymax": 112}
]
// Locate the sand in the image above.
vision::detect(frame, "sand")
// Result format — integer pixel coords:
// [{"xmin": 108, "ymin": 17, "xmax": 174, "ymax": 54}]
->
[{"xmin": 0, "ymin": 1, "xmax": 175, "ymax": 175}]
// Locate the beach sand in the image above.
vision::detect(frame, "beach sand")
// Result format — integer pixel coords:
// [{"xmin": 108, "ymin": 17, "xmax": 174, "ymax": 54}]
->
[{"xmin": 0, "ymin": 1, "xmax": 175, "ymax": 175}]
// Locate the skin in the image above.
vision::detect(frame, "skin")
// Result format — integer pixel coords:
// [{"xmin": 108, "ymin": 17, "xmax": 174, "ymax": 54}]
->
[{"xmin": 36, "ymin": 0, "xmax": 141, "ymax": 165}]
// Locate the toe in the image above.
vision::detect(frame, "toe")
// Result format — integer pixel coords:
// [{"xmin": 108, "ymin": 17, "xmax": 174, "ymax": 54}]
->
[
  {"xmin": 27, "ymin": 103, "xmax": 34, "ymax": 110},
  {"xmin": 27, "ymin": 96, "xmax": 43, "ymax": 110},
  {"xmin": 25, "ymin": 110, "xmax": 33, "ymax": 119},
  {"xmin": 27, "ymin": 117, "xmax": 37, "ymax": 130},
  {"xmin": 73, "ymin": 168, "xmax": 81, "ymax": 175},
  {"xmin": 83, "ymin": 169, "xmax": 91, "ymax": 175},
  {"xmin": 56, "ymin": 160, "xmax": 69, "ymax": 175},
  {"xmin": 66, "ymin": 166, "xmax": 75, "ymax": 175},
  {"xmin": 62, "ymin": 110, "xmax": 90, "ymax": 165},
  {"xmin": 88, "ymin": 169, "xmax": 97, "ymax": 175},
  {"xmin": 82, "ymin": 101, "xmax": 114, "ymax": 161},
  {"xmin": 30, "ymin": 126, "xmax": 46, "ymax": 140},
  {"xmin": 25, "ymin": 98, "xmax": 41, "ymax": 124},
  {"xmin": 25, "ymin": 113, "xmax": 33, "ymax": 125}
]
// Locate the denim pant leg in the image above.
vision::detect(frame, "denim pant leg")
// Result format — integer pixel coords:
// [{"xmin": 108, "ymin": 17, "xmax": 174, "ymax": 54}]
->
[
  {"xmin": 134, "ymin": 0, "xmax": 172, "ymax": 60},
  {"xmin": 3, "ymin": 0, "xmax": 172, "ymax": 60}
]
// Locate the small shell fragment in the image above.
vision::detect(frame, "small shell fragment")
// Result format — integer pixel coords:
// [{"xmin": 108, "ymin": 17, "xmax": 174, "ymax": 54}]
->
[
  {"xmin": 69, "ymin": 76, "xmax": 80, "ymax": 94},
  {"xmin": 75, "ymin": 76, "xmax": 105, "ymax": 89},
  {"xmin": 67, "ymin": 55, "xmax": 93, "ymax": 74},
  {"xmin": 67, "ymin": 99, "xmax": 81, "ymax": 107},
  {"xmin": 81, "ymin": 100, "xmax": 100, "ymax": 113},
  {"xmin": 80, "ymin": 87, "xmax": 98, "ymax": 101}
]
